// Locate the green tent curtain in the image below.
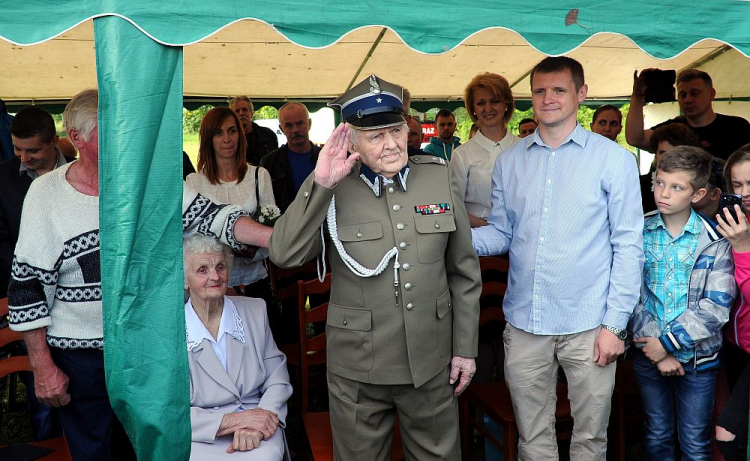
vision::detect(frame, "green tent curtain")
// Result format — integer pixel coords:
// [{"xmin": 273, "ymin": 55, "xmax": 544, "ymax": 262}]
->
[
  {"xmin": 95, "ymin": 16, "xmax": 189, "ymax": 460},
  {"xmin": 2, "ymin": 2, "xmax": 750, "ymax": 459}
]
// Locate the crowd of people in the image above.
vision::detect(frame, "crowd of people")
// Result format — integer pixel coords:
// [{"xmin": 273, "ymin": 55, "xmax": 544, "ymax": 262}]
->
[{"xmin": 1, "ymin": 55, "xmax": 750, "ymax": 461}]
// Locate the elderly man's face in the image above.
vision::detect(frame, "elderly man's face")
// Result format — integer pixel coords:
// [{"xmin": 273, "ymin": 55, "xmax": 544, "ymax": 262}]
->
[
  {"xmin": 185, "ymin": 251, "xmax": 228, "ymax": 304},
  {"xmin": 351, "ymin": 124, "xmax": 408, "ymax": 179},
  {"xmin": 69, "ymin": 125, "xmax": 99, "ymax": 162},
  {"xmin": 279, "ymin": 105, "xmax": 312, "ymax": 153},
  {"xmin": 232, "ymin": 100, "xmax": 254, "ymax": 133}
]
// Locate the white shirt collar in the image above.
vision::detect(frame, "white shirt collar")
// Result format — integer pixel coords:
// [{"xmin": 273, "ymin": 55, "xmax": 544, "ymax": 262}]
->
[
  {"xmin": 474, "ymin": 129, "xmax": 517, "ymax": 152},
  {"xmin": 185, "ymin": 296, "xmax": 245, "ymax": 351}
]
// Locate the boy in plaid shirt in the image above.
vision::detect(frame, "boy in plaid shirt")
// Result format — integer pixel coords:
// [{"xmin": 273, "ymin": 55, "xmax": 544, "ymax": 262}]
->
[{"xmin": 629, "ymin": 146, "xmax": 737, "ymax": 460}]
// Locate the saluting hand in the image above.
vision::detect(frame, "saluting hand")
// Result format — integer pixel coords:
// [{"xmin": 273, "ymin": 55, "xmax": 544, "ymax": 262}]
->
[{"xmin": 313, "ymin": 123, "xmax": 359, "ymax": 189}]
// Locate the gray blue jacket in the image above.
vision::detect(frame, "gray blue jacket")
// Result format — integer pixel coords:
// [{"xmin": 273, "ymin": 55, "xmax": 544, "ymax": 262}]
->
[{"xmin": 629, "ymin": 211, "xmax": 737, "ymax": 371}]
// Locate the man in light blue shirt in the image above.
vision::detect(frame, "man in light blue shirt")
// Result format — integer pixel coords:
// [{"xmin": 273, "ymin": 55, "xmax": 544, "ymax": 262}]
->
[{"xmin": 472, "ymin": 57, "xmax": 644, "ymax": 460}]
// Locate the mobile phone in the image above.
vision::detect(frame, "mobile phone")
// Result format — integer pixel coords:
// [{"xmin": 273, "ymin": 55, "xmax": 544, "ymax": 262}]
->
[
  {"xmin": 719, "ymin": 193, "xmax": 744, "ymax": 224},
  {"xmin": 644, "ymin": 69, "xmax": 676, "ymax": 103}
]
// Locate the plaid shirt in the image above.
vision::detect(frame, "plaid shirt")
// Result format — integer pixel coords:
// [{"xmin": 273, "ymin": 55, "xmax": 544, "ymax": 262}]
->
[{"xmin": 643, "ymin": 210, "xmax": 702, "ymax": 362}]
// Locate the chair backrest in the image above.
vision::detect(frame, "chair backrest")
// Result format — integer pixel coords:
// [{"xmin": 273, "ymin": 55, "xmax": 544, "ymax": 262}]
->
[
  {"xmin": 270, "ymin": 260, "xmax": 319, "ymax": 298},
  {"xmin": 296, "ymin": 274, "xmax": 331, "ymax": 413},
  {"xmin": 478, "ymin": 257, "xmax": 508, "ymax": 327},
  {"xmin": 0, "ymin": 297, "xmax": 24, "ymax": 348},
  {"xmin": 297, "ymin": 274, "xmax": 331, "ymax": 356}
]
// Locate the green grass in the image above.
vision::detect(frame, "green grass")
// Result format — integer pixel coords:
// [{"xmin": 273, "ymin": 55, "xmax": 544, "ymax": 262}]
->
[{"xmin": 183, "ymin": 132, "xmax": 199, "ymax": 170}]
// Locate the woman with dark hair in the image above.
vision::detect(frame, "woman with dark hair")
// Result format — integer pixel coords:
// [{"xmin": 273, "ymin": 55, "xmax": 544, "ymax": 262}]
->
[
  {"xmin": 451, "ymin": 73, "xmax": 520, "ymax": 228},
  {"xmin": 590, "ymin": 104, "xmax": 622, "ymax": 141},
  {"xmin": 186, "ymin": 107, "xmax": 275, "ymax": 298}
]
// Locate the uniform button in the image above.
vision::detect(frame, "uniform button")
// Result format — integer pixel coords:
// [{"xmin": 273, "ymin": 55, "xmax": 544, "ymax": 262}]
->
[
  {"xmin": 404, "ymin": 282, "xmax": 413, "ymax": 290},
  {"xmin": 356, "ymin": 232, "xmax": 363, "ymax": 238},
  {"xmin": 406, "ymin": 303, "xmax": 414, "ymax": 310},
  {"xmin": 540, "ymin": 237, "xmax": 544, "ymax": 242},
  {"xmin": 388, "ymin": 187, "xmax": 395, "ymax": 194},
  {"xmin": 397, "ymin": 223, "xmax": 405, "ymax": 230},
  {"xmin": 393, "ymin": 204, "xmax": 401, "ymax": 212},
  {"xmin": 399, "ymin": 242, "xmax": 407, "ymax": 250},
  {"xmin": 547, "ymin": 179, "xmax": 552, "ymax": 184},
  {"xmin": 552, "ymin": 152, "xmax": 556, "ymax": 156},
  {"xmin": 402, "ymin": 263, "xmax": 411, "ymax": 271},
  {"xmin": 667, "ymin": 293, "xmax": 672, "ymax": 297},
  {"xmin": 343, "ymin": 318, "xmax": 348, "ymax": 326},
  {"xmin": 213, "ymin": 406, "xmax": 220, "ymax": 410},
  {"xmin": 304, "ymin": 191, "xmax": 309, "ymax": 198},
  {"xmin": 543, "ymin": 207, "xmax": 548, "ymax": 213},
  {"xmin": 234, "ymin": 400, "xmax": 240, "ymax": 405},
  {"xmin": 434, "ymin": 223, "xmax": 441, "ymax": 229}
]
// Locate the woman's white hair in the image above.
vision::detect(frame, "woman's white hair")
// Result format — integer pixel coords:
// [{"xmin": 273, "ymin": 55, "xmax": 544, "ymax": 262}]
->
[
  {"xmin": 63, "ymin": 88, "xmax": 99, "ymax": 142},
  {"xmin": 183, "ymin": 234, "xmax": 234, "ymax": 282}
]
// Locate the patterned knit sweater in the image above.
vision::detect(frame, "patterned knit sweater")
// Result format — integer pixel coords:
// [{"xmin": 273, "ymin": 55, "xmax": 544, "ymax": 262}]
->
[{"xmin": 8, "ymin": 162, "xmax": 246, "ymax": 349}]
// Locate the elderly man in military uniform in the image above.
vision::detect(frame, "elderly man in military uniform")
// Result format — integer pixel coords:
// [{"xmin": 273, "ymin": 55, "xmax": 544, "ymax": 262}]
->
[{"xmin": 269, "ymin": 75, "xmax": 481, "ymax": 460}]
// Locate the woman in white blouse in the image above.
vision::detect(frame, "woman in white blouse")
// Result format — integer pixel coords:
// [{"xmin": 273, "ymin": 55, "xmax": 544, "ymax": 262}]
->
[
  {"xmin": 451, "ymin": 73, "xmax": 521, "ymax": 227},
  {"xmin": 185, "ymin": 107, "xmax": 275, "ymax": 297}
]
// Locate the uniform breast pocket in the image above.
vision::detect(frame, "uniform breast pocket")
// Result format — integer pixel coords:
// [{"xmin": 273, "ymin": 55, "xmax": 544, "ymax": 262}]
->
[
  {"xmin": 326, "ymin": 304, "xmax": 374, "ymax": 372},
  {"xmin": 414, "ymin": 214, "xmax": 456, "ymax": 264},
  {"xmin": 336, "ymin": 221, "xmax": 385, "ymax": 268}
]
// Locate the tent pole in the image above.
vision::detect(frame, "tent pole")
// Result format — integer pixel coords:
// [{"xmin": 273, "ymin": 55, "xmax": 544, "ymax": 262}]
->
[{"xmin": 345, "ymin": 28, "xmax": 387, "ymax": 92}]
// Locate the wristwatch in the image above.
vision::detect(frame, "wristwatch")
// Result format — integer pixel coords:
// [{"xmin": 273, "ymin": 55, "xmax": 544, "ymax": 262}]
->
[{"xmin": 602, "ymin": 324, "xmax": 628, "ymax": 340}]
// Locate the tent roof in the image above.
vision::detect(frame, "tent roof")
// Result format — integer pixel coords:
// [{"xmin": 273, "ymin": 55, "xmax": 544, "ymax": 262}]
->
[{"xmin": 3, "ymin": 6, "xmax": 750, "ymax": 110}]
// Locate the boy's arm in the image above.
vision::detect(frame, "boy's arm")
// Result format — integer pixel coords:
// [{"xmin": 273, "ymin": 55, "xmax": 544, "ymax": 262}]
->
[
  {"xmin": 660, "ymin": 242, "xmax": 736, "ymax": 353},
  {"xmin": 629, "ymin": 299, "xmax": 662, "ymax": 343}
]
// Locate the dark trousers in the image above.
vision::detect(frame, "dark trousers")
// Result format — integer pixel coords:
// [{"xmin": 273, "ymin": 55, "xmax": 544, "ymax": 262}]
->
[
  {"xmin": 49, "ymin": 347, "xmax": 114, "ymax": 461},
  {"xmin": 717, "ymin": 362, "xmax": 750, "ymax": 461}
]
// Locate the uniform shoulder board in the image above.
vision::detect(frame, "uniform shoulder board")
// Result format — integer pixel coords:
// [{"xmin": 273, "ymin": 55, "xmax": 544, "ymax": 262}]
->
[{"xmin": 409, "ymin": 155, "xmax": 447, "ymax": 166}]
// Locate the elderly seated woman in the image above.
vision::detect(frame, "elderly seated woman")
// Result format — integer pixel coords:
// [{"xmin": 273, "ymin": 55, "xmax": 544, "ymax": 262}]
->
[{"xmin": 184, "ymin": 234, "xmax": 292, "ymax": 459}]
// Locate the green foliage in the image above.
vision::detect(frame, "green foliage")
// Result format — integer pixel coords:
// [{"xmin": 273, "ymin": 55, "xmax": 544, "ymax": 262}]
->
[
  {"xmin": 255, "ymin": 106, "xmax": 278, "ymax": 120},
  {"xmin": 182, "ymin": 104, "xmax": 278, "ymax": 135},
  {"xmin": 183, "ymin": 105, "xmax": 213, "ymax": 134}
]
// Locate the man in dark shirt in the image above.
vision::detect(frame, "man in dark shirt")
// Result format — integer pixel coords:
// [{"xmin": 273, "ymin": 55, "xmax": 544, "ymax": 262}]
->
[
  {"xmin": 0, "ymin": 105, "xmax": 69, "ymax": 440},
  {"xmin": 626, "ymin": 69, "xmax": 750, "ymax": 160},
  {"xmin": 230, "ymin": 96, "xmax": 278, "ymax": 165},
  {"xmin": 260, "ymin": 102, "xmax": 321, "ymax": 213}
]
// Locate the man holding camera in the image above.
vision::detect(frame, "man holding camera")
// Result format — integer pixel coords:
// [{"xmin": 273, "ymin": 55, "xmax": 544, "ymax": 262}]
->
[{"xmin": 626, "ymin": 68, "xmax": 750, "ymax": 160}]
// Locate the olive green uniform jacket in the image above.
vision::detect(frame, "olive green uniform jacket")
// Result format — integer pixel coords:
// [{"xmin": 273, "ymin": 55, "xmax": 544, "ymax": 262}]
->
[{"xmin": 269, "ymin": 155, "xmax": 481, "ymax": 388}]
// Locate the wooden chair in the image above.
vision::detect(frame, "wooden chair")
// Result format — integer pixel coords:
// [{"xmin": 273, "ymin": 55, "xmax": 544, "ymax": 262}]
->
[
  {"xmin": 460, "ymin": 257, "xmax": 573, "ymax": 460},
  {"xmin": 294, "ymin": 277, "xmax": 404, "ymax": 461},
  {"xmin": 0, "ymin": 298, "xmax": 72, "ymax": 460},
  {"xmin": 269, "ymin": 260, "xmax": 322, "ymax": 407}
]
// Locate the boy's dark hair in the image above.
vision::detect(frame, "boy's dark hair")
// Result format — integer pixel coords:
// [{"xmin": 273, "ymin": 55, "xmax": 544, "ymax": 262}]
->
[
  {"xmin": 657, "ymin": 146, "xmax": 713, "ymax": 191},
  {"xmin": 435, "ymin": 108, "xmax": 455, "ymax": 121},
  {"xmin": 519, "ymin": 118, "xmax": 537, "ymax": 126},
  {"xmin": 649, "ymin": 123, "xmax": 700, "ymax": 153},
  {"xmin": 9, "ymin": 106, "xmax": 56, "ymax": 143},
  {"xmin": 530, "ymin": 57, "xmax": 585, "ymax": 92}
]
